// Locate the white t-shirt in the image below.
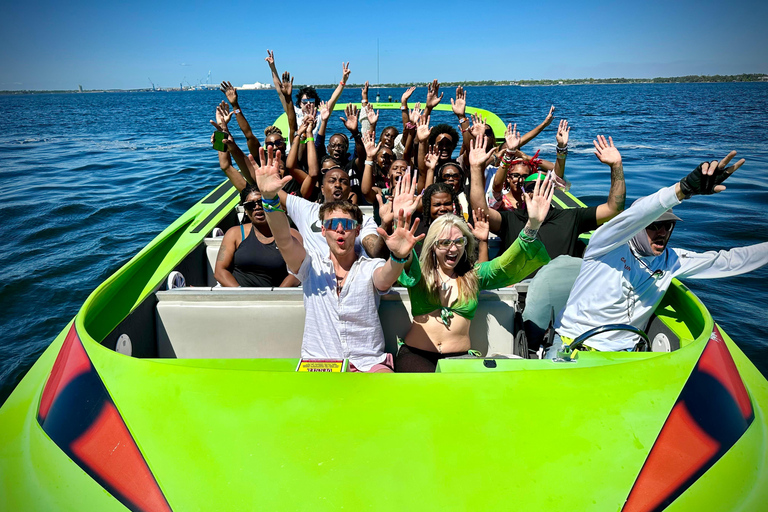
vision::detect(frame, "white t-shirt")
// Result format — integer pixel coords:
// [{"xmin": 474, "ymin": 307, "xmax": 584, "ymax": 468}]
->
[{"xmin": 286, "ymin": 194, "xmax": 379, "ymax": 257}]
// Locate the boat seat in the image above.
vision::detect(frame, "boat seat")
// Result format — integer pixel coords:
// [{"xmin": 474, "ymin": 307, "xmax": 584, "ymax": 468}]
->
[{"xmin": 154, "ymin": 287, "xmax": 521, "ymax": 359}]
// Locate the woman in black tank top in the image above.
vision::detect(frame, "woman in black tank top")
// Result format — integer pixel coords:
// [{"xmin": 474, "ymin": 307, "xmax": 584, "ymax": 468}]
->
[{"xmin": 214, "ymin": 185, "xmax": 302, "ymax": 287}]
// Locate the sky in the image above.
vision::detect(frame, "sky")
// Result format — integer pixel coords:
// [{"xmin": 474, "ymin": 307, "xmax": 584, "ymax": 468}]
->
[{"xmin": 1, "ymin": 0, "xmax": 767, "ymax": 90}]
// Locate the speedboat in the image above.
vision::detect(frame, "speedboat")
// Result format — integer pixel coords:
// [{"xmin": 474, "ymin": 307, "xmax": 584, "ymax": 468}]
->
[{"xmin": 1, "ymin": 104, "xmax": 766, "ymax": 511}]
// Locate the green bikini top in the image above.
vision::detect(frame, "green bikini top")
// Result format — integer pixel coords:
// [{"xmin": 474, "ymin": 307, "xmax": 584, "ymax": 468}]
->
[{"xmin": 398, "ymin": 235, "xmax": 550, "ymax": 323}]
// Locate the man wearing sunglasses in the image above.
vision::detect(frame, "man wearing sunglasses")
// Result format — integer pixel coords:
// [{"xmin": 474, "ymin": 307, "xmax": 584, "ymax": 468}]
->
[
  {"xmin": 555, "ymin": 151, "xmax": 768, "ymax": 352},
  {"xmin": 251, "ymin": 146, "xmax": 425, "ymax": 372}
]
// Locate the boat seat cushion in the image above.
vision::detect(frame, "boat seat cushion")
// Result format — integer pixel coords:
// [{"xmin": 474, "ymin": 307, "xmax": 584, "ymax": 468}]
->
[{"xmin": 155, "ymin": 288, "xmax": 519, "ymax": 359}]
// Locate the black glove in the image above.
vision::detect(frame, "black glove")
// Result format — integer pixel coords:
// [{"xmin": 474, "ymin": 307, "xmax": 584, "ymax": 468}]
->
[{"xmin": 679, "ymin": 161, "xmax": 728, "ymax": 199}]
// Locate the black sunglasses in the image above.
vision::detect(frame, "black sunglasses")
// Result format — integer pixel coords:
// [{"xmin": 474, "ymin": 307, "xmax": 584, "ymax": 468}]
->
[{"xmin": 243, "ymin": 199, "xmax": 262, "ymax": 210}]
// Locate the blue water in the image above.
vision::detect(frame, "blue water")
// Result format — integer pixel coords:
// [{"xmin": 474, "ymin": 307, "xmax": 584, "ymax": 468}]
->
[{"xmin": 1, "ymin": 84, "xmax": 767, "ymax": 404}]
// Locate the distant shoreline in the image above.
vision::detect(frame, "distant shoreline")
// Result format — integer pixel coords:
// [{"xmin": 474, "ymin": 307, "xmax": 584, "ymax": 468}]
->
[{"xmin": 2, "ymin": 73, "xmax": 766, "ymax": 95}]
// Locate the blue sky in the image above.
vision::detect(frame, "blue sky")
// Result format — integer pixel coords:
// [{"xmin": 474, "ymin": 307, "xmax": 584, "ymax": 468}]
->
[{"xmin": 1, "ymin": 0, "xmax": 766, "ymax": 90}]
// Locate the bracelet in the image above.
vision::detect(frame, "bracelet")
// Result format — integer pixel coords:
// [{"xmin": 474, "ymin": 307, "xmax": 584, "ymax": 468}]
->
[
  {"xmin": 404, "ymin": 122, "xmax": 416, "ymax": 130},
  {"xmin": 520, "ymin": 227, "xmax": 539, "ymax": 242},
  {"xmin": 390, "ymin": 252, "xmax": 410, "ymax": 264},
  {"xmin": 556, "ymin": 145, "xmax": 568, "ymax": 154},
  {"xmin": 305, "ymin": 137, "xmax": 314, "ymax": 142},
  {"xmin": 300, "ymin": 138, "xmax": 307, "ymax": 144},
  {"xmin": 340, "ymin": 81, "xmax": 346, "ymax": 86},
  {"xmin": 458, "ymin": 117, "xmax": 468, "ymax": 124},
  {"xmin": 400, "ymin": 106, "xmax": 407, "ymax": 111},
  {"xmin": 233, "ymin": 109, "xmax": 241, "ymax": 115},
  {"xmin": 261, "ymin": 195, "xmax": 280, "ymax": 206},
  {"xmin": 461, "ymin": 125, "xmax": 471, "ymax": 133},
  {"xmin": 262, "ymin": 202, "xmax": 285, "ymax": 213},
  {"xmin": 365, "ymin": 160, "xmax": 375, "ymax": 166}
]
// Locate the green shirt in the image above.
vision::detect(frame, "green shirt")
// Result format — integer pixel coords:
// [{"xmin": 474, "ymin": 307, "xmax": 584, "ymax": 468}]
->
[{"xmin": 398, "ymin": 235, "xmax": 550, "ymax": 323}]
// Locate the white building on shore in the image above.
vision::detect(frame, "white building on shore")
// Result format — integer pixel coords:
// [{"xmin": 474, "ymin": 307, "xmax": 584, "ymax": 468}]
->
[{"xmin": 239, "ymin": 82, "xmax": 272, "ymax": 90}]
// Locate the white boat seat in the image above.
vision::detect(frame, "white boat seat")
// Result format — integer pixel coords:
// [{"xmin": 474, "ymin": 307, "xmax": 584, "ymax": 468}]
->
[{"xmin": 155, "ymin": 287, "xmax": 521, "ymax": 359}]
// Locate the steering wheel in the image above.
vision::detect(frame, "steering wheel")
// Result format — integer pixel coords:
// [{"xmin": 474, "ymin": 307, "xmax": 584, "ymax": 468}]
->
[{"xmin": 569, "ymin": 324, "xmax": 650, "ymax": 352}]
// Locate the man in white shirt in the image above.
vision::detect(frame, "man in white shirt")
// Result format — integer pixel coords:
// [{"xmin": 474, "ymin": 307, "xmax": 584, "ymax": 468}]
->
[
  {"xmin": 555, "ymin": 151, "xmax": 768, "ymax": 352},
  {"xmin": 252, "ymin": 147, "xmax": 425, "ymax": 372}
]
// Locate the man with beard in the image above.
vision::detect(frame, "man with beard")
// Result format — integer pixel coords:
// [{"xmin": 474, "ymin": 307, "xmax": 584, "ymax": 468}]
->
[{"xmin": 554, "ymin": 152, "xmax": 768, "ymax": 352}]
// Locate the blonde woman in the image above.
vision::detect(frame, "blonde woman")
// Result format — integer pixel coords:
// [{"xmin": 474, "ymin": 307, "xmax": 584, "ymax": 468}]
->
[{"xmin": 395, "ymin": 174, "xmax": 554, "ymax": 372}]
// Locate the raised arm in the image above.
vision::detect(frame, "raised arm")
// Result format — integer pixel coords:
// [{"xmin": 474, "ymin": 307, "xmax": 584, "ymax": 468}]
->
[
  {"xmin": 451, "ymin": 86, "xmax": 472, "ymax": 150},
  {"xmin": 250, "ymin": 148, "xmax": 306, "ymax": 273},
  {"xmin": 400, "ymin": 86, "xmax": 416, "ymax": 127},
  {"xmin": 492, "ymin": 123, "xmax": 521, "ymax": 194},
  {"xmin": 373, "ymin": 209, "xmax": 426, "ymax": 292},
  {"xmin": 302, "ymin": 116, "xmax": 320, "ymax": 199},
  {"xmin": 221, "ymin": 81, "xmax": 261, "ymax": 156},
  {"xmin": 326, "ymin": 62, "xmax": 350, "ymax": 111},
  {"xmin": 340, "ymin": 103, "xmax": 365, "ymax": 169},
  {"xmin": 415, "ymin": 113, "xmax": 431, "ymax": 179},
  {"xmin": 520, "ymin": 105, "xmax": 555, "ymax": 148},
  {"xmin": 593, "ymin": 135, "xmax": 627, "ymax": 225},
  {"xmin": 586, "ymin": 151, "xmax": 744, "ymax": 259},
  {"xmin": 468, "ymin": 135, "xmax": 503, "ymax": 234},
  {"xmin": 360, "ymin": 130, "xmax": 383, "ymax": 203},
  {"xmin": 424, "ymin": 79, "xmax": 443, "ymax": 117},
  {"xmin": 470, "ymin": 208, "xmax": 490, "ymax": 263},
  {"xmin": 552, "ymin": 119, "xmax": 570, "ymax": 179}
]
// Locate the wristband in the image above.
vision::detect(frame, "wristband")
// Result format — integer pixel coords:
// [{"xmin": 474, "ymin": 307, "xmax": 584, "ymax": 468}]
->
[
  {"xmin": 520, "ymin": 227, "xmax": 539, "ymax": 242},
  {"xmin": 305, "ymin": 137, "xmax": 314, "ymax": 142},
  {"xmin": 261, "ymin": 195, "xmax": 280, "ymax": 206},
  {"xmin": 556, "ymin": 145, "xmax": 568, "ymax": 154},
  {"xmin": 262, "ymin": 202, "xmax": 285, "ymax": 213},
  {"xmin": 300, "ymin": 139, "xmax": 307, "ymax": 144},
  {"xmin": 404, "ymin": 122, "xmax": 416, "ymax": 130},
  {"xmin": 340, "ymin": 81, "xmax": 346, "ymax": 86},
  {"xmin": 233, "ymin": 109, "xmax": 241, "ymax": 115},
  {"xmin": 390, "ymin": 252, "xmax": 410, "ymax": 264},
  {"xmin": 458, "ymin": 117, "xmax": 468, "ymax": 124},
  {"xmin": 365, "ymin": 160, "xmax": 375, "ymax": 166},
  {"xmin": 400, "ymin": 106, "xmax": 407, "ymax": 111}
]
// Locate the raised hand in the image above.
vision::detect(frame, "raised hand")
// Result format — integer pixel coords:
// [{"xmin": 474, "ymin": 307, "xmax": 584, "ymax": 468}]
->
[
  {"xmin": 391, "ymin": 170, "xmax": 422, "ymax": 218},
  {"xmin": 210, "ymin": 101, "xmax": 233, "ymax": 131},
  {"xmin": 280, "ymin": 71, "xmax": 294, "ymax": 98},
  {"xmin": 679, "ymin": 151, "xmax": 745, "ymax": 198},
  {"xmin": 401, "ymin": 86, "xmax": 416, "ymax": 105},
  {"xmin": 220, "ymin": 81, "xmax": 238, "ymax": 106},
  {"xmin": 367, "ymin": 108, "xmax": 379, "ymax": 126},
  {"xmin": 469, "ymin": 135, "xmax": 496, "ymax": 169},
  {"xmin": 543, "ymin": 105, "xmax": 555, "ymax": 127},
  {"xmin": 409, "ymin": 102, "xmax": 423, "ymax": 124},
  {"xmin": 319, "ymin": 100, "xmax": 330, "ymax": 122},
  {"xmin": 593, "ymin": 135, "xmax": 622, "ymax": 167},
  {"xmin": 341, "ymin": 62, "xmax": 351, "ymax": 84},
  {"xmin": 249, "ymin": 146, "xmax": 291, "ymax": 199},
  {"xmin": 556, "ymin": 119, "xmax": 570, "ymax": 147},
  {"xmin": 362, "ymin": 81, "xmax": 369, "ymax": 102},
  {"xmin": 425, "ymin": 145, "xmax": 439, "ymax": 171},
  {"xmin": 376, "ymin": 208, "xmax": 425, "ymax": 259},
  {"xmin": 265, "ymin": 50, "xmax": 275, "ymax": 66},
  {"xmin": 470, "ymin": 112, "xmax": 487, "ymax": 138},
  {"xmin": 363, "ymin": 130, "xmax": 381, "ymax": 159},
  {"xmin": 470, "ymin": 208, "xmax": 490, "ymax": 242},
  {"xmin": 416, "ymin": 114, "xmax": 431, "ymax": 143},
  {"xmin": 339, "ymin": 103, "xmax": 360, "ymax": 133},
  {"xmin": 524, "ymin": 172, "xmax": 555, "ymax": 228},
  {"xmin": 426, "ymin": 79, "xmax": 443, "ymax": 109},
  {"xmin": 451, "ymin": 86, "xmax": 466, "ymax": 117},
  {"xmin": 377, "ymin": 193, "xmax": 394, "ymax": 227},
  {"xmin": 504, "ymin": 123, "xmax": 521, "ymax": 151}
]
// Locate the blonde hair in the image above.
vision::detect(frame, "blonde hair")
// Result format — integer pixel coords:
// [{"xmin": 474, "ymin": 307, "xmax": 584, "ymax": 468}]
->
[
  {"xmin": 419, "ymin": 214, "xmax": 479, "ymax": 304},
  {"xmin": 264, "ymin": 125, "xmax": 283, "ymax": 137}
]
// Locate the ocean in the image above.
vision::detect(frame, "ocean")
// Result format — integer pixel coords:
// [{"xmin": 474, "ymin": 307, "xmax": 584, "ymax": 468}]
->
[{"xmin": 1, "ymin": 83, "xmax": 767, "ymax": 403}]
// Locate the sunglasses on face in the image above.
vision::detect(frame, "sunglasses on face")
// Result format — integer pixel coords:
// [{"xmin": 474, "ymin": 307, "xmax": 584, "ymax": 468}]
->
[
  {"xmin": 508, "ymin": 172, "xmax": 528, "ymax": 180},
  {"xmin": 301, "ymin": 98, "xmax": 315, "ymax": 104},
  {"xmin": 436, "ymin": 237, "xmax": 467, "ymax": 249},
  {"xmin": 243, "ymin": 199, "xmax": 262, "ymax": 210},
  {"xmin": 323, "ymin": 218, "xmax": 359, "ymax": 231},
  {"xmin": 647, "ymin": 221, "xmax": 676, "ymax": 231},
  {"xmin": 265, "ymin": 141, "xmax": 285, "ymax": 149},
  {"xmin": 441, "ymin": 173, "xmax": 461, "ymax": 181}
]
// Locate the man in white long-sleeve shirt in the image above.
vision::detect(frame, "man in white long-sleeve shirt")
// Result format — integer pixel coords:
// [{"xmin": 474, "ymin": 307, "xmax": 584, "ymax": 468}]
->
[{"xmin": 555, "ymin": 151, "xmax": 768, "ymax": 352}]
